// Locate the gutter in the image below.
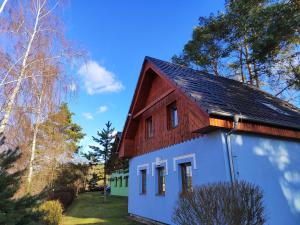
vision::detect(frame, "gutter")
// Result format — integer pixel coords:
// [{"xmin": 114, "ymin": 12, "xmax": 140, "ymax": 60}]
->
[{"xmin": 225, "ymin": 114, "xmax": 240, "ymax": 183}]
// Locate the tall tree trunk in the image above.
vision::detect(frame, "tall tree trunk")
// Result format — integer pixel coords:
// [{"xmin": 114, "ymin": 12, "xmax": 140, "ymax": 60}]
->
[
  {"xmin": 0, "ymin": 6, "xmax": 41, "ymax": 134},
  {"xmin": 0, "ymin": 0, "xmax": 8, "ymax": 15},
  {"xmin": 243, "ymin": 35, "xmax": 254, "ymax": 86},
  {"xmin": 103, "ymin": 154, "xmax": 107, "ymax": 202},
  {"xmin": 27, "ymin": 123, "xmax": 39, "ymax": 193},
  {"xmin": 244, "ymin": 43, "xmax": 254, "ymax": 86},
  {"xmin": 253, "ymin": 60, "xmax": 260, "ymax": 88},
  {"xmin": 213, "ymin": 60, "xmax": 220, "ymax": 76},
  {"xmin": 27, "ymin": 93, "xmax": 43, "ymax": 193},
  {"xmin": 239, "ymin": 47, "xmax": 245, "ymax": 83}
]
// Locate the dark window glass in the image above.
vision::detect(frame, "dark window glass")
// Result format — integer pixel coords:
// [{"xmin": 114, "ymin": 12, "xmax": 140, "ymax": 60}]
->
[
  {"xmin": 146, "ymin": 117, "xmax": 153, "ymax": 138},
  {"xmin": 181, "ymin": 163, "xmax": 192, "ymax": 192},
  {"xmin": 125, "ymin": 176, "xmax": 128, "ymax": 187},
  {"xmin": 168, "ymin": 102, "xmax": 178, "ymax": 129},
  {"xmin": 141, "ymin": 170, "xmax": 147, "ymax": 194},
  {"xmin": 157, "ymin": 167, "xmax": 166, "ymax": 195},
  {"xmin": 115, "ymin": 177, "xmax": 118, "ymax": 187},
  {"xmin": 119, "ymin": 177, "xmax": 122, "ymax": 187}
]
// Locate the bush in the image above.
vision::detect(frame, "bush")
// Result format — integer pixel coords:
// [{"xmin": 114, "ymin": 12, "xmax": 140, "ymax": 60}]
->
[
  {"xmin": 172, "ymin": 181, "xmax": 265, "ymax": 225},
  {"xmin": 53, "ymin": 163, "xmax": 89, "ymax": 197},
  {"xmin": 39, "ymin": 200, "xmax": 63, "ymax": 225},
  {"xmin": 48, "ymin": 187, "xmax": 75, "ymax": 210}
]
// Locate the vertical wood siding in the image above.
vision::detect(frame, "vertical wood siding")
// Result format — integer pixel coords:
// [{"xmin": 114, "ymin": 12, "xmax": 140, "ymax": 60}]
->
[{"xmin": 123, "ymin": 71, "xmax": 209, "ymax": 157}]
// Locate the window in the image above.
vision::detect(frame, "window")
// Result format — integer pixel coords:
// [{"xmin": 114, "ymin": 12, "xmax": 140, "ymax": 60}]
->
[
  {"xmin": 119, "ymin": 177, "xmax": 122, "ymax": 187},
  {"xmin": 141, "ymin": 169, "xmax": 147, "ymax": 194},
  {"xmin": 115, "ymin": 177, "xmax": 118, "ymax": 187},
  {"xmin": 125, "ymin": 176, "xmax": 128, "ymax": 187},
  {"xmin": 168, "ymin": 102, "xmax": 178, "ymax": 129},
  {"xmin": 157, "ymin": 167, "xmax": 166, "ymax": 195},
  {"xmin": 146, "ymin": 116, "xmax": 153, "ymax": 139},
  {"xmin": 180, "ymin": 162, "xmax": 192, "ymax": 192}
]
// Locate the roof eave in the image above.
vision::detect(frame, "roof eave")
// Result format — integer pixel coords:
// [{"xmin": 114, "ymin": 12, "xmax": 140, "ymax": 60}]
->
[{"xmin": 208, "ymin": 110, "xmax": 300, "ymax": 131}]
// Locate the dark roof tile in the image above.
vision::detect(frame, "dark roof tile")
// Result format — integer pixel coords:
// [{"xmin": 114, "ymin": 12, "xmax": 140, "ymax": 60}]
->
[{"xmin": 146, "ymin": 56, "xmax": 300, "ymax": 130}]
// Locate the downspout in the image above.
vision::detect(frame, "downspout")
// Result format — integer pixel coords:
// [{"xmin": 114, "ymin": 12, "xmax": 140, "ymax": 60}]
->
[{"xmin": 225, "ymin": 114, "xmax": 240, "ymax": 183}]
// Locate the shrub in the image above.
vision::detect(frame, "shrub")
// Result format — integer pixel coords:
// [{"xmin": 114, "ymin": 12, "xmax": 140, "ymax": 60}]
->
[
  {"xmin": 39, "ymin": 200, "xmax": 63, "ymax": 225},
  {"xmin": 53, "ymin": 163, "xmax": 89, "ymax": 196},
  {"xmin": 172, "ymin": 181, "xmax": 265, "ymax": 225},
  {"xmin": 48, "ymin": 187, "xmax": 75, "ymax": 210}
]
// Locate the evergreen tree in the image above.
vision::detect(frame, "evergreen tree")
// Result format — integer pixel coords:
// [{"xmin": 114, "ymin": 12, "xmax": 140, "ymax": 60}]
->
[
  {"xmin": 87, "ymin": 121, "xmax": 114, "ymax": 201},
  {"xmin": 106, "ymin": 133, "xmax": 128, "ymax": 174},
  {"xmin": 173, "ymin": 0, "xmax": 299, "ymax": 102},
  {"xmin": 173, "ymin": 14, "xmax": 230, "ymax": 77},
  {"xmin": 0, "ymin": 136, "xmax": 42, "ymax": 225},
  {"xmin": 39, "ymin": 103, "xmax": 85, "ymax": 154},
  {"xmin": 88, "ymin": 173, "xmax": 100, "ymax": 191},
  {"xmin": 31, "ymin": 103, "xmax": 85, "ymax": 194}
]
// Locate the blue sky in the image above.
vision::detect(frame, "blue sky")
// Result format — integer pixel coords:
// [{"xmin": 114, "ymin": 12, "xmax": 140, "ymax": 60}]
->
[{"xmin": 65, "ymin": 0, "xmax": 225, "ymax": 152}]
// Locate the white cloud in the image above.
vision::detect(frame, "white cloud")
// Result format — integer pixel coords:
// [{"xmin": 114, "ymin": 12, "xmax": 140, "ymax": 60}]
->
[
  {"xmin": 78, "ymin": 60, "xmax": 124, "ymax": 95},
  {"xmin": 82, "ymin": 112, "xmax": 93, "ymax": 120},
  {"xmin": 97, "ymin": 105, "xmax": 108, "ymax": 113}
]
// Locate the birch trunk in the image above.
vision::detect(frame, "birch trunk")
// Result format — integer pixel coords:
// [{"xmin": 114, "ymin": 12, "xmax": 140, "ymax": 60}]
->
[
  {"xmin": 0, "ymin": 5, "xmax": 41, "ymax": 134},
  {"xmin": 0, "ymin": 0, "xmax": 8, "ymax": 15},
  {"xmin": 27, "ymin": 92, "xmax": 43, "ymax": 193}
]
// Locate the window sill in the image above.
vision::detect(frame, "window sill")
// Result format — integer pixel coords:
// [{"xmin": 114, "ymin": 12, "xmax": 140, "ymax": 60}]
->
[
  {"xmin": 167, "ymin": 125, "xmax": 178, "ymax": 131},
  {"xmin": 139, "ymin": 193, "xmax": 146, "ymax": 196},
  {"xmin": 156, "ymin": 193, "xmax": 165, "ymax": 197}
]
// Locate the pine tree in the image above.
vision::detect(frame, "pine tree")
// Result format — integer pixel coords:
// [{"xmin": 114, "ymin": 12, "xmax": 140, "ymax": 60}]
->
[
  {"xmin": 173, "ymin": 0, "xmax": 300, "ymax": 101},
  {"xmin": 106, "ymin": 133, "xmax": 128, "ymax": 174},
  {"xmin": 0, "ymin": 136, "xmax": 42, "ymax": 225},
  {"xmin": 30, "ymin": 103, "xmax": 85, "ymax": 194},
  {"xmin": 88, "ymin": 173, "xmax": 100, "ymax": 191},
  {"xmin": 87, "ymin": 121, "xmax": 114, "ymax": 201}
]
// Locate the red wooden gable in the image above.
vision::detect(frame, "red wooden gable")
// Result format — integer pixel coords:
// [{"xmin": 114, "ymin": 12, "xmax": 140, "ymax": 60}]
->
[{"xmin": 118, "ymin": 60, "xmax": 210, "ymax": 158}]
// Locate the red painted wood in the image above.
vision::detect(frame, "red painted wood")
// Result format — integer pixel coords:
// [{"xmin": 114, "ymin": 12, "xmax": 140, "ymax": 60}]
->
[
  {"xmin": 120, "ymin": 67, "xmax": 208, "ymax": 157},
  {"xmin": 133, "ymin": 88, "xmax": 175, "ymax": 119}
]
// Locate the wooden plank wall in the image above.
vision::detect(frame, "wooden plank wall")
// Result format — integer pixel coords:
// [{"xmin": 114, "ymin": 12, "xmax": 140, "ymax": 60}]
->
[{"xmin": 125, "ymin": 72, "xmax": 209, "ymax": 157}]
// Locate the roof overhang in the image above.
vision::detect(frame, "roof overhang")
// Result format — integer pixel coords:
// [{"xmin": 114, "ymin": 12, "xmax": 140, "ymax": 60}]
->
[{"xmin": 195, "ymin": 116, "xmax": 300, "ymax": 141}]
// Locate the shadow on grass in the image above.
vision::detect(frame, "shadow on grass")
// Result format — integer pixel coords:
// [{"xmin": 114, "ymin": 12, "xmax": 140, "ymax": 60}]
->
[{"xmin": 63, "ymin": 192, "xmax": 142, "ymax": 225}]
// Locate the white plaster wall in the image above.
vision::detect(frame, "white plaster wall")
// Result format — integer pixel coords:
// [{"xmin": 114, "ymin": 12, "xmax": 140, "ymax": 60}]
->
[{"xmin": 229, "ymin": 133, "xmax": 300, "ymax": 225}]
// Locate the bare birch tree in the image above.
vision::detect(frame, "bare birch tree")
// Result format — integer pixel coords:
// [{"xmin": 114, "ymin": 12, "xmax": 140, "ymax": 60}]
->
[
  {"xmin": 0, "ymin": 0, "xmax": 80, "ymax": 135},
  {"xmin": 0, "ymin": 0, "xmax": 83, "ymax": 194}
]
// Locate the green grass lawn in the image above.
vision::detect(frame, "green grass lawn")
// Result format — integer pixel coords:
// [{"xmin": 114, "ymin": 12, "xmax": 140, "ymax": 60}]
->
[{"xmin": 63, "ymin": 192, "xmax": 142, "ymax": 225}]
